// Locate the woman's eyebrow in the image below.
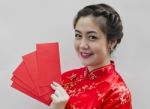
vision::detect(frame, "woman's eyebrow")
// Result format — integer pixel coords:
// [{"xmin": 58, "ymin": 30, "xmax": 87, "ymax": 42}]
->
[
  {"xmin": 75, "ymin": 29, "xmax": 97, "ymax": 34},
  {"xmin": 87, "ymin": 31, "xmax": 97, "ymax": 34},
  {"xmin": 74, "ymin": 29, "xmax": 81, "ymax": 33}
]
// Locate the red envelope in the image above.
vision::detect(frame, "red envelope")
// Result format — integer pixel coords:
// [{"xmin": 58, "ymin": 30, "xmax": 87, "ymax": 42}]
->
[
  {"xmin": 23, "ymin": 51, "xmax": 53, "ymax": 96},
  {"xmin": 22, "ymin": 52, "xmax": 39, "ymax": 92},
  {"xmin": 12, "ymin": 61, "xmax": 37, "ymax": 95},
  {"xmin": 36, "ymin": 43, "xmax": 61, "ymax": 86},
  {"xmin": 11, "ymin": 81, "xmax": 51, "ymax": 105},
  {"xmin": 12, "ymin": 76, "xmax": 52, "ymax": 105},
  {"xmin": 11, "ymin": 42, "xmax": 62, "ymax": 105},
  {"xmin": 11, "ymin": 76, "xmax": 35, "ymax": 94}
]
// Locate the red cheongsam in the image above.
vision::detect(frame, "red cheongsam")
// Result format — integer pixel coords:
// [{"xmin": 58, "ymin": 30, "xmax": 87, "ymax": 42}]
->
[{"xmin": 62, "ymin": 61, "xmax": 132, "ymax": 109}]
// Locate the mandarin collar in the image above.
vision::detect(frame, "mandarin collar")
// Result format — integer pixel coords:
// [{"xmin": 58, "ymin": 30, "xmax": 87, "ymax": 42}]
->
[{"xmin": 84, "ymin": 60, "xmax": 115, "ymax": 80}]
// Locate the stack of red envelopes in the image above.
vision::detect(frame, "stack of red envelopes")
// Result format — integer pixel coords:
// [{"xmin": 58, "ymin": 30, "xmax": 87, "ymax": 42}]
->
[{"xmin": 11, "ymin": 42, "xmax": 62, "ymax": 105}]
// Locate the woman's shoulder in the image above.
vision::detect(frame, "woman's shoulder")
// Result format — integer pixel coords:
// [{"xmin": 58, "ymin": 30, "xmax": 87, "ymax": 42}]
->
[
  {"xmin": 102, "ymin": 71, "xmax": 132, "ymax": 108},
  {"xmin": 104, "ymin": 80, "xmax": 132, "ymax": 108}
]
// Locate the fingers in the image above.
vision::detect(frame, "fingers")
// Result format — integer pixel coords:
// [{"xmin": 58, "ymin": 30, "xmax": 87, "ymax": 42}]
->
[
  {"xmin": 54, "ymin": 90, "xmax": 62, "ymax": 98},
  {"xmin": 52, "ymin": 81, "xmax": 62, "ymax": 87},
  {"xmin": 49, "ymin": 82, "xmax": 70, "ymax": 109},
  {"xmin": 50, "ymin": 82, "xmax": 57, "ymax": 90},
  {"xmin": 51, "ymin": 94, "xmax": 59, "ymax": 103},
  {"xmin": 51, "ymin": 82, "xmax": 64, "ymax": 91},
  {"xmin": 51, "ymin": 90, "xmax": 68, "ymax": 104},
  {"xmin": 50, "ymin": 81, "xmax": 70, "ymax": 102},
  {"xmin": 51, "ymin": 82, "xmax": 66, "ymax": 95}
]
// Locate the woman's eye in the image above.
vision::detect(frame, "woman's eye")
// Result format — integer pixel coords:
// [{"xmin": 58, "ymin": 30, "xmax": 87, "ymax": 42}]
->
[
  {"xmin": 75, "ymin": 34, "xmax": 81, "ymax": 39},
  {"xmin": 88, "ymin": 35, "xmax": 97, "ymax": 40}
]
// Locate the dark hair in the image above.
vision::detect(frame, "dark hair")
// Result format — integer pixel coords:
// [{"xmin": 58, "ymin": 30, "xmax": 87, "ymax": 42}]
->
[{"xmin": 73, "ymin": 3, "xmax": 123, "ymax": 53}]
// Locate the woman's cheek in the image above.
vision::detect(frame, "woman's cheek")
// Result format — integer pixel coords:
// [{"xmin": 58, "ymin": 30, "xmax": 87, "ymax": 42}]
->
[{"xmin": 74, "ymin": 41, "xmax": 79, "ymax": 53}]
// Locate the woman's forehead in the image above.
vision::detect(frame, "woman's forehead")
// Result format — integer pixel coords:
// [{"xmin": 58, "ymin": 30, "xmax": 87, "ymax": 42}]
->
[{"xmin": 75, "ymin": 16, "xmax": 106, "ymax": 34}]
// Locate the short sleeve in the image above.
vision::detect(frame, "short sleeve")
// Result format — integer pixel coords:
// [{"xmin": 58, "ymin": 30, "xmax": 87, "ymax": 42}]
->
[{"xmin": 101, "ymin": 84, "xmax": 132, "ymax": 109}]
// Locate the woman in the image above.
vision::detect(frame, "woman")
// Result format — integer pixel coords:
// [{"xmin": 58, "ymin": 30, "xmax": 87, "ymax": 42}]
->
[{"xmin": 49, "ymin": 3, "xmax": 132, "ymax": 109}]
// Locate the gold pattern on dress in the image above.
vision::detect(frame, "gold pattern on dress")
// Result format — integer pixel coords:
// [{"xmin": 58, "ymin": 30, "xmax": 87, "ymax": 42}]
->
[
  {"xmin": 70, "ymin": 104, "xmax": 79, "ymax": 109},
  {"xmin": 112, "ymin": 85, "xmax": 130, "ymax": 104},
  {"xmin": 68, "ymin": 73, "xmax": 77, "ymax": 81},
  {"xmin": 96, "ymin": 89, "xmax": 105, "ymax": 100}
]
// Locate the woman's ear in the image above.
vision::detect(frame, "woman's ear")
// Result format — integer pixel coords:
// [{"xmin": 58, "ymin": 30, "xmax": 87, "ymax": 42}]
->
[
  {"xmin": 111, "ymin": 40, "xmax": 117, "ymax": 50},
  {"xmin": 108, "ymin": 40, "xmax": 117, "ymax": 52}
]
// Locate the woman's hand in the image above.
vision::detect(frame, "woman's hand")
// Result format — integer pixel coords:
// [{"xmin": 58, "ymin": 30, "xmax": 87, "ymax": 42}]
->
[{"xmin": 49, "ymin": 82, "xmax": 70, "ymax": 109}]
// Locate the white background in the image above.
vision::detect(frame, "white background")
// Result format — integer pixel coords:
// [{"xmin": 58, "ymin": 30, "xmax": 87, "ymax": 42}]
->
[{"xmin": 0, "ymin": 0, "xmax": 150, "ymax": 109}]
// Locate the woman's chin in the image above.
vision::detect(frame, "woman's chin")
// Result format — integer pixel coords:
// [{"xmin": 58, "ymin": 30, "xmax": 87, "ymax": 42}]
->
[
  {"xmin": 80, "ymin": 60, "xmax": 93, "ymax": 66},
  {"xmin": 79, "ymin": 55, "xmax": 97, "ymax": 66}
]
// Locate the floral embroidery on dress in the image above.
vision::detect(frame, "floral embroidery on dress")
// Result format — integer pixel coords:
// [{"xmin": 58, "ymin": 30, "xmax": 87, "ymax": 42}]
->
[
  {"xmin": 62, "ymin": 61, "xmax": 132, "ymax": 109},
  {"xmin": 112, "ymin": 84, "xmax": 131, "ymax": 104}
]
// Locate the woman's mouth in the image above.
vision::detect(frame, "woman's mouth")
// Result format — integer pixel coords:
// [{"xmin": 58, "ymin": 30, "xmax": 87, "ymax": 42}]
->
[{"xmin": 80, "ymin": 52, "xmax": 93, "ymax": 59}]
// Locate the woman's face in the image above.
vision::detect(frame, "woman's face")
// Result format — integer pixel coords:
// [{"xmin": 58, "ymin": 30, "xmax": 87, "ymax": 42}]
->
[{"xmin": 74, "ymin": 16, "xmax": 111, "ymax": 71}]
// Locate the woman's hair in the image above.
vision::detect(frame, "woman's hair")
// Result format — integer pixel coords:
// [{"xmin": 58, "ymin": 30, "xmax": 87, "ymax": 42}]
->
[{"xmin": 73, "ymin": 3, "xmax": 123, "ymax": 53}]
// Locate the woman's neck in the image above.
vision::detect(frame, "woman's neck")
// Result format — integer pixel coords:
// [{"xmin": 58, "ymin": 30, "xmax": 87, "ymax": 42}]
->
[{"xmin": 87, "ymin": 57, "xmax": 111, "ymax": 72}]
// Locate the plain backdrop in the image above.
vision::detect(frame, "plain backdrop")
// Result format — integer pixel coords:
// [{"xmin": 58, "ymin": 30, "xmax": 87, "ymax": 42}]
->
[{"xmin": 0, "ymin": 0, "xmax": 150, "ymax": 109}]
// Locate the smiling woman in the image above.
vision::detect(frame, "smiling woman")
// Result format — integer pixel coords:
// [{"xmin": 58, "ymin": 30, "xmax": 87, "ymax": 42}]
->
[
  {"xmin": 74, "ymin": 16, "xmax": 111, "ymax": 71},
  {"xmin": 49, "ymin": 3, "xmax": 132, "ymax": 109}
]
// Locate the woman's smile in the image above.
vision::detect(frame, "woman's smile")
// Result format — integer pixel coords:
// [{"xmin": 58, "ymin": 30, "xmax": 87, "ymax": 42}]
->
[{"xmin": 80, "ymin": 51, "xmax": 93, "ymax": 59}]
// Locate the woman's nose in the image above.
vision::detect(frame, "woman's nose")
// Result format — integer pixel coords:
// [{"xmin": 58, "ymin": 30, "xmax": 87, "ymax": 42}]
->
[{"xmin": 80, "ymin": 39, "xmax": 89, "ymax": 49}]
